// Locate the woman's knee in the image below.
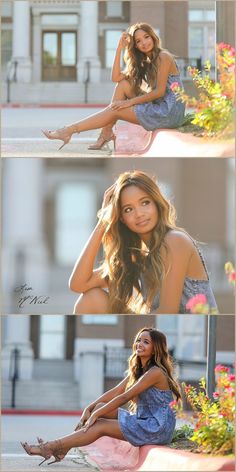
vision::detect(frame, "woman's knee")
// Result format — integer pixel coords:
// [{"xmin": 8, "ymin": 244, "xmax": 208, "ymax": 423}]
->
[
  {"xmin": 73, "ymin": 288, "xmax": 109, "ymax": 314},
  {"xmin": 114, "ymin": 79, "xmax": 134, "ymax": 97}
]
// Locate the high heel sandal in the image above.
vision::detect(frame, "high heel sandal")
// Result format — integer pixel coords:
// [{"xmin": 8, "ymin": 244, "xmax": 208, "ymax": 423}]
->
[
  {"xmin": 20, "ymin": 438, "xmax": 65, "ymax": 466},
  {"xmin": 88, "ymin": 131, "xmax": 116, "ymax": 151},
  {"xmin": 42, "ymin": 127, "xmax": 74, "ymax": 150}
]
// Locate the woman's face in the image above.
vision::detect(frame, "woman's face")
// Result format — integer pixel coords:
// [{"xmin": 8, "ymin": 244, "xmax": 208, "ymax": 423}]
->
[
  {"xmin": 133, "ymin": 29, "xmax": 154, "ymax": 55},
  {"xmin": 135, "ymin": 331, "xmax": 154, "ymax": 361},
  {"xmin": 120, "ymin": 185, "xmax": 158, "ymax": 243}
]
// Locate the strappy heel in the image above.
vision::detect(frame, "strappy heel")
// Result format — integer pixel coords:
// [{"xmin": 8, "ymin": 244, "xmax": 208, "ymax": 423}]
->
[
  {"xmin": 88, "ymin": 132, "xmax": 116, "ymax": 151},
  {"xmin": 42, "ymin": 127, "xmax": 74, "ymax": 150},
  {"xmin": 20, "ymin": 438, "xmax": 65, "ymax": 466}
]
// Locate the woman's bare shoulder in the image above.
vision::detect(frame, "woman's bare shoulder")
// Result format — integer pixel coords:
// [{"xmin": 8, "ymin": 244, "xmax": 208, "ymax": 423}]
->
[
  {"xmin": 164, "ymin": 230, "xmax": 194, "ymax": 251},
  {"xmin": 158, "ymin": 50, "xmax": 173, "ymax": 62}
]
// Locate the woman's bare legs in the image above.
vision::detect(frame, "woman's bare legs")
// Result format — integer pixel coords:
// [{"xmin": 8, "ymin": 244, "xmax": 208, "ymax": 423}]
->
[
  {"xmin": 73, "ymin": 288, "xmax": 110, "ymax": 314},
  {"xmin": 91, "ymin": 79, "xmax": 136, "ymax": 141},
  {"xmin": 21, "ymin": 419, "xmax": 125, "ymax": 462},
  {"xmin": 36, "ymin": 402, "xmax": 118, "ymax": 458},
  {"xmin": 43, "ymin": 79, "xmax": 139, "ymax": 146}
]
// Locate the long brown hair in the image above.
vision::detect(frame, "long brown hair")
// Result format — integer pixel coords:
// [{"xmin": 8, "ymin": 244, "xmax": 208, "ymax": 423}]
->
[
  {"xmin": 126, "ymin": 327, "xmax": 181, "ymax": 410},
  {"xmin": 123, "ymin": 23, "xmax": 167, "ymax": 94},
  {"xmin": 98, "ymin": 170, "xmax": 182, "ymax": 314}
]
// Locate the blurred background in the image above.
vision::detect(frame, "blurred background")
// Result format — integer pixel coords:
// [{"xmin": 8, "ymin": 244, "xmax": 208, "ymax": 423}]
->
[
  {"xmin": 2, "ymin": 314, "xmax": 235, "ymax": 410},
  {"xmin": 2, "ymin": 0, "xmax": 235, "ymax": 104},
  {"xmin": 2, "ymin": 158, "xmax": 235, "ymax": 314}
]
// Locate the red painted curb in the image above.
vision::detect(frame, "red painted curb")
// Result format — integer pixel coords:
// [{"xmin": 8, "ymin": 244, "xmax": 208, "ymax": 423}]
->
[
  {"xmin": 2, "ymin": 103, "xmax": 108, "ymax": 109},
  {"xmin": 2, "ymin": 409, "xmax": 82, "ymax": 416}
]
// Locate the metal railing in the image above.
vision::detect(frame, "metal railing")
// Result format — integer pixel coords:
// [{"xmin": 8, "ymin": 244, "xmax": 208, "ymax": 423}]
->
[
  {"xmin": 6, "ymin": 60, "xmax": 18, "ymax": 103},
  {"xmin": 9, "ymin": 348, "xmax": 20, "ymax": 408},
  {"xmin": 84, "ymin": 60, "xmax": 90, "ymax": 103}
]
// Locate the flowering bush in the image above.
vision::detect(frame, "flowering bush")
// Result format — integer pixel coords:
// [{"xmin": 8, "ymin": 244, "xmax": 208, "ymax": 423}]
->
[
  {"xmin": 171, "ymin": 43, "xmax": 235, "ymax": 137},
  {"xmin": 180, "ymin": 366, "xmax": 235, "ymax": 455},
  {"xmin": 225, "ymin": 262, "xmax": 236, "ymax": 286},
  {"xmin": 186, "ymin": 260, "xmax": 235, "ymax": 313},
  {"xmin": 185, "ymin": 294, "xmax": 218, "ymax": 314}
]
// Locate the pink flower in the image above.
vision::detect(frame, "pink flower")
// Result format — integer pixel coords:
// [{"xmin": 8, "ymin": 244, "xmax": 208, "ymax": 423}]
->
[
  {"xmin": 169, "ymin": 400, "xmax": 177, "ymax": 409},
  {"xmin": 213, "ymin": 392, "xmax": 220, "ymax": 399},
  {"xmin": 229, "ymin": 271, "xmax": 236, "ymax": 282},
  {"xmin": 228, "ymin": 374, "xmax": 235, "ymax": 382},
  {"xmin": 186, "ymin": 294, "xmax": 207, "ymax": 312},
  {"xmin": 170, "ymin": 82, "xmax": 180, "ymax": 91},
  {"xmin": 185, "ymin": 385, "xmax": 192, "ymax": 394},
  {"xmin": 215, "ymin": 364, "xmax": 230, "ymax": 373}
]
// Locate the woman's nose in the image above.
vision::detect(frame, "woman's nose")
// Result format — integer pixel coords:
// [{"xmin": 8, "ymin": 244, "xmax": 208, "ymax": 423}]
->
[{"xmin": 135, "ymin": 206, "xmax": 144, "ymax": 217}]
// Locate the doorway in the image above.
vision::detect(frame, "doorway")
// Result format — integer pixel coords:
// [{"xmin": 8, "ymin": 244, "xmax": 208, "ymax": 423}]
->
[{"xmin": 42, "ymin": 31, "xmax": 77, "ymax": 81}]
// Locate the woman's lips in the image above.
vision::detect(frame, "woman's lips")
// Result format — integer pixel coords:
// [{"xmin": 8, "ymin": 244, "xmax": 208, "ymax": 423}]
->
[{"xmin": 136, "ymin": 219, "xmax": 150, "ymax": 227}]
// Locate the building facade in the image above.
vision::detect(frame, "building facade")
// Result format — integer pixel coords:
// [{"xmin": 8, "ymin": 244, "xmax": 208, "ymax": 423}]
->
[
  {"xmin": 2, "ymin": 0, "xmax": 234, "ymax": 103},
  {"xmin": 2, "ymin": 314, "xmax": 235, "ymax": 409}
]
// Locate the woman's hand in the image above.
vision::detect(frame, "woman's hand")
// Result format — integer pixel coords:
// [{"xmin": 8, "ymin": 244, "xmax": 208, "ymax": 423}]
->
[
  {"xmin": 110, "ymin": 99, "xmax": 134, "ymax": 110},
  {"xmin": 118, "ymin": 32, "xmax": 130, "ymax": 50},
  {"xmin": 82, "ymin": 413, "xmax": 98, "ymax": 432},
  {"xmin": 101, "ymin": 184, "xmax": 116, "ymax": 210},
  {"xmin": 74, "ymin": 408, "xmax": 91, "ymax": 431}
]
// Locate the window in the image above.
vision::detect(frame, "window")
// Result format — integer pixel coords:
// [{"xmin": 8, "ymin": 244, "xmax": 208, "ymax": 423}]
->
[
  {"xmin": 188, "ymin": 5, "xmax": 216, "ymax": 73},
  {"xmin": 39, "ymin": 316, "xmax": 65, "ymax": 359},
  {"xmin": 82, "ymin": 315, "xmax": 118, "ymax": 325},
  {"xmin": 1, "ymin": 29, "xmax": 12, "ymax": 67},
  {"xmin": 55, "ymin": 183, "xmax": 96, "ymax": 266},
  {"xmin": 105, "ymin": 30, "xmax": 123, "ymax": 68},
  {"xmin": 157, "ymin": 315, "xmax": 205, "ymax": 360},
  {"xmin": 106, "ymin": 2, "xmax": 123, "ymax": 17}
]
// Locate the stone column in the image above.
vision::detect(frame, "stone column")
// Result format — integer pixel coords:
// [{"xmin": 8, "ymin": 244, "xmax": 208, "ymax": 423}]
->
[
  {"xmin": 32, "ymin": 9, "xmax": 41, "ymax": 83},
  {"xmin": 78, "ymin": 352, "xmax": 104, "ymax": 408},
  {"xmin": 11, "ymin": 1, "xmax": 32, "ymax": 82},
  {"xmin": 2, "ymin": 316, "xmax": 34, "ymax": 380},
  {"xmin": 2, "ymin": 159, "xmax": 49, "ymax": 313},
  {"xmin": 77, "ymin": 1, "xmax": 101, "ymax": 83}
]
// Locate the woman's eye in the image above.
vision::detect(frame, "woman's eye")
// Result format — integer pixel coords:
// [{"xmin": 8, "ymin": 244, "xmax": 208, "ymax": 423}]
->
[
  {"xmin": 142, "ymin": 200, "xmax": 150, "ymax": 206},
  {"xmin": 124, "ymin": 207, "xmax": 132, "ymax": 213}
]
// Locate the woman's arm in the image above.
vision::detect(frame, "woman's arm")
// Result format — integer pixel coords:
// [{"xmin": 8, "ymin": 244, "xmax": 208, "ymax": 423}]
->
[
  {"xmin": 111, "ymin": 32, "xmax": 130, "ymax": 83},
  {"xmin": 83, "ymin": 368, "xmax": 162, "ymax": 430},
  {"xmin": 68, "ymin": 222, "xmax": 105, "ymax": 293},
  {"xmin": 111, "ymin": 51, "xmax": 173, "ymax": 109},
  {"xmin": 75, "ymin": 377, "xmax": 128, "ymax": 430},
  {"xmin": 155, "ymin": 231, "xmax": 193, "ymax": 314},
  {"xmin": 68, "ymin": 185, "xmax": 115, "ymax": 293},
  {"xmin": 85, "ymin": 376, "xmax": 129, "ymax": 412}
]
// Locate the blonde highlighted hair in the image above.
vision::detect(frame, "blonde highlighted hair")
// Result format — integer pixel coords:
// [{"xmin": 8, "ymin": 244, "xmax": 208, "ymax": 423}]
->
[
  {"xmin": 123, "ymin": 23, "xmax": 168, "ymax": 94},
  {"xmin": 98, "ymin": 170, "xmax": 183, "ymax": 314},
  {"xmin": 126, "ymin": 327, "xmax": 181, "ymax": 410}
]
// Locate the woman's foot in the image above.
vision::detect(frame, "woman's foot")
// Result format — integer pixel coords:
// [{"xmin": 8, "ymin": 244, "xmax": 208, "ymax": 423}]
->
[
  {"xmin": 42, "ymin": 127, "xmax": 76, "ymax": 150},
  {"xmin": 88, "ymin": 130, "xmax": 116, "ymax": 150},
  {"xmin": 20, "ymin": 439, "xmax": 65, "ymax": 466}
]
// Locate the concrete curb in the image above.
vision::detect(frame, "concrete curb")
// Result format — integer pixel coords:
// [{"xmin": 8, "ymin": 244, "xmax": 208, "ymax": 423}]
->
[
  {"xmin": 80, "ymin": 437, "xmax": 235, "ymax": 471},
  {"xmin": 113, "ymin": 124, "xmax": 234, "ymax": 158},
  {"xmin": 131, "ymin": 444, "xmax": 235, "ymax": 471}
]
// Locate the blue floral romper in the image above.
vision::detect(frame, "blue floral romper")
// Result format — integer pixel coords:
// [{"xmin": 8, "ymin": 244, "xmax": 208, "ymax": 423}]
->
[{"xmin": 118, "ymin": 386, "xmax": 176, "ymax": 446}]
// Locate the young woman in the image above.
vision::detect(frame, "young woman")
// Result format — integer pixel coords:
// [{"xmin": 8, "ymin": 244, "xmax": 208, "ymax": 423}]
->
[
  {"xmin": 21, "ymin": 327, "xmax": 181, "ymax": 465},
  {"xmin": 42, "ymin": 23, "xmax": 185, "ymax": 150},
  {"xmin": 69, "ymin": 170, "xmax": 218, "ymax": 315}
]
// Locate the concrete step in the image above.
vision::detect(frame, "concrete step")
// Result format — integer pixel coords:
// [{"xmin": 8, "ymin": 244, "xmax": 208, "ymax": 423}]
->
[
  {"xmin": 33, "ymin": 359, "xmax": 74, "ymax": 381},
  {"xmin": 2, "ymin": 82, "xmax": 114, "ymax": 104},
  {"xmin": 2, "ymin": 379, "xmax": 79, "ymax": 410}
]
